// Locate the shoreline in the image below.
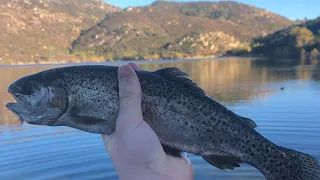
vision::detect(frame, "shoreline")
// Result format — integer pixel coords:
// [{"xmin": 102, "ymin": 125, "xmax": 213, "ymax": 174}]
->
[
  {"xmin": 0, "ymin": 56, "xmax": 262, "ymax": 69},
  {"xmin": 0, "ymin": 58, "xmax": 202, "ymax": 69}
]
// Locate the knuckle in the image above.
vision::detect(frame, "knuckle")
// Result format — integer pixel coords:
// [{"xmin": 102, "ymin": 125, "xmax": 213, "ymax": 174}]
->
[{"xmin": 119, "ymin": 89, "xmax": 141, "ymax": 100}]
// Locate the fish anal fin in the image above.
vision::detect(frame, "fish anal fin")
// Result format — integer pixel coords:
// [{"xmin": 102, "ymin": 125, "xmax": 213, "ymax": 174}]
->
[
  {"xmin": 239, "ymin": 116, "xmax": 258, "ymax": 128},
  {"xmin": 162, "ymin": 144, "xmax": 182, "ymax": 158},
  {"xmin": 202, "ymin": 155, "xmax": 242, "ymax": 170},
  {"xmin": 154, "ymin": 67, "xmax": 205, "ymax": 95}
]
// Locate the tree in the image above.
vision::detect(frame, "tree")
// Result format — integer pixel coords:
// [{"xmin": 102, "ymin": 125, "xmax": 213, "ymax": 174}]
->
[
  {"xmin": 207, "ymin": 9, "xmax": 229, "ymax": 19},
  {"xmin": 181, "ymin": 8, "xmax": 198, "ymax": 16},
  {"xmin": 290, "ymin": 27, "xmax": 315, "ymax": 48},
  {"xmin": 310, "ymin": 48, "xmax": 320, "ymax": 59}
]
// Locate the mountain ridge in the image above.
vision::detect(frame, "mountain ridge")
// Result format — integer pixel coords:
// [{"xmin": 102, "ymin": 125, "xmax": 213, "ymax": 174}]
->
[
  {"xmin": 71, "ymin": 1, "xmax": 293, "ymax": 61},
  {"xmin": 0, "ymin": 0, "xmax": 294, "ymax": 64}
]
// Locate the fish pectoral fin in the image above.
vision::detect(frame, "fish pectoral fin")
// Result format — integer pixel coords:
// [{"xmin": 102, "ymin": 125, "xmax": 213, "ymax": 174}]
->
[
  {"xmin": 161, "ymin": 144, "xmax": 182, "ymax": 158},
  {"xmin": 239, "ymin": 116, "xmax": 258, "ymax": 128},
  {"xmin": 61, "ymin": 115, "xmax": 106, "ymax": 125},
  {"xmin": 202, "ymin": 155, "xmax": 242, "ymax": 170},
  {"xmin": 58, "ymin": 115, "xmax": 113, "ymax": 134}
]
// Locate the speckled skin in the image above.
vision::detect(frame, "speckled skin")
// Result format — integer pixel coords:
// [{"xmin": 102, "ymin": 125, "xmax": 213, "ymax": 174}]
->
[{"xmin": 7, "ymin": 65, "xmax": 320, "ymax": 180}]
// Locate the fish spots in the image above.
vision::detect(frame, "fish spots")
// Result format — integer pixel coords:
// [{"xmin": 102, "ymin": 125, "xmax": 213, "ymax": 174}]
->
[
  {"xmin": 112, "ymin": 86, "xmax": 118, "ymax": 92},
  {"xmin": 203, "ymin": 111, "xmax": 209, "ymax": 116},
  {"xmin": 256, "ymin": 148, "xmax": 261, "ymax": 152},
  {"xmin": 72, "ymin": 89, "xmax": 78, "ymax": 94}
]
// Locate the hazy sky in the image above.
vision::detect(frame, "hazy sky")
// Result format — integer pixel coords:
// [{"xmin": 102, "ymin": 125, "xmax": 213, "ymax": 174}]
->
[{"xmin": 105, "ymin": 0, "xmax": 319, "ymax": 20}]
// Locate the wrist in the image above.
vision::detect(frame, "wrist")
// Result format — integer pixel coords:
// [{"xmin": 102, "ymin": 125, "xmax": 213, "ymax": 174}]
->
[
  {"xmin": 117, "ymin": 163, "xmax": 171, "ymax": 180},
  {"xmin": 115, "ymin": 156, "xmax": 193, "ymax": 180}
]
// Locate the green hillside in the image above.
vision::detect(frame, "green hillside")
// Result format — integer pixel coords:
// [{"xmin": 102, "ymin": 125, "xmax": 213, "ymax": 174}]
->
[{"xmin": 248, "ymin": 17, "xmax": 320, "ymax": 60}]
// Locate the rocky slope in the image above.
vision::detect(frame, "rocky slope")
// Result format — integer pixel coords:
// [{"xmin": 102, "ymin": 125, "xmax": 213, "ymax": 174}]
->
[
  {"xmin": 71, "ymin": 1, "xmax": 293, "ymax": 60},
  {"xmin": 0, "ymin": 0, "xmax": 120, "ymax": 64}
]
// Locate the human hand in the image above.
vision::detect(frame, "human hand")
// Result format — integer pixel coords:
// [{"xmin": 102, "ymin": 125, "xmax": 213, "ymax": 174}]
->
[{"xmin": 101, "ymin": 63, "xmax": 194, "ymax": 180}]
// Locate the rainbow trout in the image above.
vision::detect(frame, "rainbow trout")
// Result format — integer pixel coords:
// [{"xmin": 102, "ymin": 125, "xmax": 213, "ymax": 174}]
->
[{"xmin": 6, "ymin": 65, "xmax": 320, "ymax": 180}]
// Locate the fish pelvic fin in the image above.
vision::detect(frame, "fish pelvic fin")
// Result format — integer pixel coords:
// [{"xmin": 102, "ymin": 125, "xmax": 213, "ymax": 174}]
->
[
  {"xmin": 202, "ymin": 155, "xmax": 242, "ymax": 170},
  {"xmin": 253, "ymin": 145, "xmax": 320, "ymax": 180}
]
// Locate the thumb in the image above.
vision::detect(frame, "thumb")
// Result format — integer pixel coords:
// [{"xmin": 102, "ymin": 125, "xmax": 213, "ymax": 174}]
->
[{"xmin": 116, "ymin": 65, "xmax": 143, "ymax": 133}]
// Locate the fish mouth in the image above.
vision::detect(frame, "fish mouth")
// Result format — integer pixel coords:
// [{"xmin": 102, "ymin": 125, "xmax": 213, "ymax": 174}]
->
[
  {"xmin": 11, "ymin": 92, "xmax": 28, "ymax": 104},
  {"xmin": 7, "ymin": 81, "xmax": 34, "ymax": 124},
  {"xmin": 8, "ymin": 81, "xmax": 18, "ymax": 94},
  {"xmin": 7, "ymin": 78, "xmax": 41, "ymax": 109},
  {"xmin": 6, "ymin": 101, "xmax": 56, "ymax": 125},
  {"xmin": 8, "ymin": 80, "xmax": 24, "ymax": 95},
  {"xmin": 7, "ymin": 84, "xmax": 67, "ymax": 126},
  {"xmin": 6, "ymin": 102, "xmax": 26, "ymax": 124}
]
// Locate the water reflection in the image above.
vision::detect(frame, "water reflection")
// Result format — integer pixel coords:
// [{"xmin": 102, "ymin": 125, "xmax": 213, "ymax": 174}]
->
[
  {"xmin": 1, "ymin": 58, "xmax": 319, "ymax": 126},
  {"xmin": 0, "ymin": 57, "xmax": 319, "ymax": 180}
]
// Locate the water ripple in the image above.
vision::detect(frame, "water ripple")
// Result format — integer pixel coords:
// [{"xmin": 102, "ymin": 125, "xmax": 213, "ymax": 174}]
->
[{"xmin": 1, "ymin": 59, "xmax": 319, "ymax": 180}]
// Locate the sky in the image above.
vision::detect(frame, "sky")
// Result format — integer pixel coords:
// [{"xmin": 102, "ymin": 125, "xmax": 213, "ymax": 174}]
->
[{"xmin": 105, "ymin": 0, "xmax": 320, "ymax": 20}]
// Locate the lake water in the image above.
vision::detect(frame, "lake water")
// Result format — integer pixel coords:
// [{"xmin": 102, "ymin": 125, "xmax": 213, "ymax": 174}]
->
[{"xmin": 0, "ymin": 57, "xmax": 319, "ymax": 180}]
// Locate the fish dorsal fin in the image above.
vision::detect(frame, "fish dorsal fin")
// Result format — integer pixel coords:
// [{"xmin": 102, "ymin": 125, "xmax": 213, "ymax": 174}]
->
[
  {"xmin": 239, "ymin": 115, "xmax": 258, "ymax": 129},
  {"xmin": 154, "ymin": 67, "xmax": 205, "ymax": 95}
]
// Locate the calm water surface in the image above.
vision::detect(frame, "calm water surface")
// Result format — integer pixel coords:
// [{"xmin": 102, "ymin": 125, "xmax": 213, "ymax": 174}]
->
[{"xmin": 0, "ymin": 58, "xmax": 319, "ymax": 180}]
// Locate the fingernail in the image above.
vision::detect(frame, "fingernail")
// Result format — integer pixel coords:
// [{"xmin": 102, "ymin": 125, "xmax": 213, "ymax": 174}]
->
[
  {"xmin": 181, "ymin": 152, "xmax": 191, "ymax": 165},
  {"xmin": 127, "ymin": 62, "xmax": 139, "ymax": 69},
  {"xmin": 119, "ymin": 65, "xmax": 133, "ymax": 78}
]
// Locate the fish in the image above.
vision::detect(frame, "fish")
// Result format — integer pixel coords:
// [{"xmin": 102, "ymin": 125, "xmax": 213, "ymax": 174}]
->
[{"xmin": 6, "ymin": 65, "xmax": 320, "ymax": 180}]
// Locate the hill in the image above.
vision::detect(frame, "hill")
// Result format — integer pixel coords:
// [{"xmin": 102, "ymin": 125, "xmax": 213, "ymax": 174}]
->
[
  {"xmin": 247, "ymin": 17, "xmax": 320, "ymax": 60},
  {"xmin": 70, "ymin": 1, "xmax": 293, "ymax": 61},
  {"xmin": 0, "ymin": 0, "xmax": 120, "ymax": 64}
]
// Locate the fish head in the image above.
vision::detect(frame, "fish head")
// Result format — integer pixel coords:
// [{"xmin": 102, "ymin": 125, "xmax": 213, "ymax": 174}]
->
[{"xmin": 6, "ymin": 71, "xmax": 68, "ymax": 126}]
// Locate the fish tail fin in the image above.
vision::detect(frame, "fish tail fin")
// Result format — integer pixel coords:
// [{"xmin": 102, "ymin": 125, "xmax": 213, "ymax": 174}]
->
[{"xmin": 254, "ymin": 145, "xmax": 320, "ymax": 180}]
